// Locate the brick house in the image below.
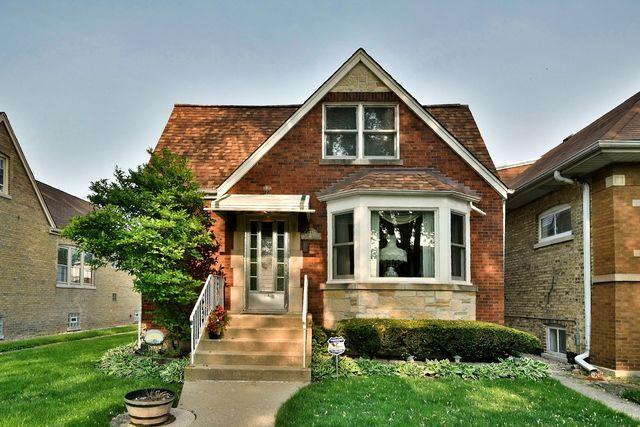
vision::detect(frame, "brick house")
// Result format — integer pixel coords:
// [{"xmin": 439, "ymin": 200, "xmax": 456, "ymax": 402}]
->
[
  {"xmin": 0, "ymin": 112, "xmax": 140, "ymax": 340},
  {"xmin": 153, "ymin": 49, "xmax": 508, "ymax": 339},
  {"xmin": 500, "ymin": 91, "xmax": 640, "ymax": 376}
]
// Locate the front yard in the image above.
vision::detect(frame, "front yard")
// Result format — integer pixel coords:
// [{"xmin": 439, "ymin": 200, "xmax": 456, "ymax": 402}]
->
[
  {"xmin": 276, "ymin": 376, "xmax": 638, "ymax": 426},
  {"xmin": 0, "ymin": 331, "xmax": 179, "ymax": 426}
]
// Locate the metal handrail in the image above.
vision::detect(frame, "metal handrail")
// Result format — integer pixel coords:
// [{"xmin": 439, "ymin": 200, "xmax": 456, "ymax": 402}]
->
[
  {"xmin": 302, "ymin": 274, "xmax": 309, "ymax": 368},
  {"xmin": 189, "ymin": 274, "xmax": 224, "ymax": 365}
]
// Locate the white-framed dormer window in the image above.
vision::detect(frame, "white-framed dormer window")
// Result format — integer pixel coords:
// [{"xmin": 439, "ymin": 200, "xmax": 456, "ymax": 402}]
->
[
  {"xmin": 0, "ymin": 153, "xmax": 8, "ymax": 195},
  {"xmin": 546, "ymin": 326, "xmax": 567, "ymax": 356},
  {"xmin": 57, "ymin": 245, "xmax": 94, "ymax": 288},
  {"xmin": 538, "ymin": 204, "xmax": 572, "ymax": 243},
  {"xmin": 323, "ymin": 104, "xmax": 399, "ymax": 160}
]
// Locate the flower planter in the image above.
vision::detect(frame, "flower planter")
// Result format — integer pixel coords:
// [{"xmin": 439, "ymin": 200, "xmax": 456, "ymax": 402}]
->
[
  {"xmin": 208, "ymin": 330, "xmax": 221, "ymax": 339},
  {"xmin": 124, "ymin": 388, "xmax": 176, "ymax": 426}
]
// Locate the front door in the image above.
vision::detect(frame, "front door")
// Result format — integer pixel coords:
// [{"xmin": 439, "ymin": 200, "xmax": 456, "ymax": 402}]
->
[{"xmin": 246, "ymin": 219, "xmax": 288, "ymax": 312}]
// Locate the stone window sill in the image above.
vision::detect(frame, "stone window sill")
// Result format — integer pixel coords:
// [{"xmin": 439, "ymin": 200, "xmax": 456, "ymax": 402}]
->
[
  {"xmin": 323, "ymin": 281, "xmax": 477, "ymax": 292},
  {"xmin": 56, "ymin": 283, "xmax": 96, "ymax": 290},
  {"xmin": 319, "ymin": 158, "xmax": 403, "ymax": 166},
  {"xmin": 533, "ymin": 234, "xmax": 573, "ymax": 249},
  {"xmin": 0, "ymin": 192, "xmax": 12, "ymax": 200}
]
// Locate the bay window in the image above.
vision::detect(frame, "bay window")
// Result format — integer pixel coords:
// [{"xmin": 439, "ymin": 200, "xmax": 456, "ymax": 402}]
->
[
  {"xmin": 327, "ymin": 195, "xmax": 471, "ymax": 284},
  {"xmin": 450, "ymin": 212, "xmax": 466, "ymax": 280},
  {"xmin": 332, "ymin": 212, "xmax": 354, "ymax": 278},
  {"xmin": 57, "ymin": 245, "xmax": 94, "ymax": 287},
  {"xmin": 323, "ymin": 104, "xmax": 398, "ymax": 159}
]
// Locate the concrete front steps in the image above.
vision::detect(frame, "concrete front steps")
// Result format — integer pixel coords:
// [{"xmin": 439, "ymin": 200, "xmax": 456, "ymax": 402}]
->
[{"xmin": 185, "ymin": 314, "xmax": 311, "ymax": 382}]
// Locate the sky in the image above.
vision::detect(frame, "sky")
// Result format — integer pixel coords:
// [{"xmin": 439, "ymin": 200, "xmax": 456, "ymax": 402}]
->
[{"xmin": 1, "ymin": 0, "xmax": 639, "ymax": 198}]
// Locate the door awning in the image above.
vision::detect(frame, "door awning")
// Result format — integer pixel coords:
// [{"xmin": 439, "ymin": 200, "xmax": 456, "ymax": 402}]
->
[{"xmin": 207, "ymin": 194, "xmax": 314, "ymax": 213}]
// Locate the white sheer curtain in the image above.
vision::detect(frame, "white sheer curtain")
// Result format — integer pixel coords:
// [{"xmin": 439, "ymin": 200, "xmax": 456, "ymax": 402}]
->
[{"xmin": 370, "ymin": 210, "xmax": 435, "ymax": 278}]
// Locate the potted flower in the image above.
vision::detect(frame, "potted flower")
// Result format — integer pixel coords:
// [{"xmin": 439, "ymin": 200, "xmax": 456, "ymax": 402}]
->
[{"xmin": 206, "ymin": 305, "xmax": 229, "ymax": 339}]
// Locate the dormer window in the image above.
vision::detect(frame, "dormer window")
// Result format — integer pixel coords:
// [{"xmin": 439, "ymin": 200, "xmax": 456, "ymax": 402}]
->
[{"xmin": 323, "ymin": 104, "xmax": 398, "ymax": 160}]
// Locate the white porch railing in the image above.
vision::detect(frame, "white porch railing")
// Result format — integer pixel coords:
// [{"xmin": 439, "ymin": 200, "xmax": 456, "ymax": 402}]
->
[
  {"xmin": 189, "ymin": 274, "xmax": 225, "ymax": 364},
  {"xmin": 302, "ymin": 274, "xmax": 309, "ymax": 368}
]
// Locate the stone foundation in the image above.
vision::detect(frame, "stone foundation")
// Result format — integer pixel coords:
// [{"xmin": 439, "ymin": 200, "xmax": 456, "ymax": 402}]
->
[{"xmin": 322, "ymin": 286, "xmax": 476, "ymax": 329}]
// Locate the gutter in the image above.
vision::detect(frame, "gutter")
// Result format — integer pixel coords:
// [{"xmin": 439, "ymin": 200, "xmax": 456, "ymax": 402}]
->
[{"xmin": 553, "ymin": 171, "xmax": 597, "ymax": 373}]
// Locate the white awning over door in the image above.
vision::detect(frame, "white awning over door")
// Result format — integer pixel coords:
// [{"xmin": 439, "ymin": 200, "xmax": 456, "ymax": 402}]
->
[{"xmin": 207, "ymin": 194, "xmax": 314, "ymax": 213}]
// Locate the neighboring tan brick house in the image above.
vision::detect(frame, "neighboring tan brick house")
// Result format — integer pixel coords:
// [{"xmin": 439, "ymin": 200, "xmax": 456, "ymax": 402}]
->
[
  {"xmin": 153, "ymin": 49, "xmax": 509, "ymax": 330},
  {"xmin": 0, "ymin": 112, "xmax": 140, "ymax": 340},
  {"xmin": 500, "ymin": 91, "xmax": 640, "ymax": 376}
]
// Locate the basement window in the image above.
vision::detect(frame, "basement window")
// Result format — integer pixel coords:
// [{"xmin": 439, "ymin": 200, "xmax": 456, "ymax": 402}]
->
[
  {"xmin": 68, "ymin": 313, "xmax": 80, "ymax": 330},
  {"xmin": 546, "ymin": 326, "xmax": 566, "ymax": 356},
  {"xmin": 0, "ymin": 317, "xmax": 4, "ymax": 340},
  {"xmin": 538, "ymin": 204, "xmax": 572, "ymax": 243}
]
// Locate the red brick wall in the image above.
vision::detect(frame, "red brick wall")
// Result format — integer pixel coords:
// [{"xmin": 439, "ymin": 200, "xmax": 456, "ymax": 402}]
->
[{"xmin": 223, "ymin": 92, "xmax": 505, "ymax": 324}]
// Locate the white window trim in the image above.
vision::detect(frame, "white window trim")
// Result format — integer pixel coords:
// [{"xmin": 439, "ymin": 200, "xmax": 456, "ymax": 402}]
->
[
  {"xmin": 68, "ymin": 313, "xmax": 80, "ymax": 330},
  {"xmin": 0, "ymin": 153, "xmax": 8, "ymax": 196},
  {"xmin": 450, "ymin": 210, "xmax": 468, "ymax": 281},
  {"xmin": 546, "ymin": 326, "xmax": 567, "ymax": 357},
  {"xmin": 57, "ymin": 245, "xmax": 96, "ymax": 289},
  {"xmin": 322, "ymin": 103, "xmax": 400, "ymax": 161},
  {"xmin": 538, "ymin": 204, "xmax": 572, "ymax": 244},
  {"xmin": 326, "ymin": 194, "xmax": 472, "ymax": 285}
]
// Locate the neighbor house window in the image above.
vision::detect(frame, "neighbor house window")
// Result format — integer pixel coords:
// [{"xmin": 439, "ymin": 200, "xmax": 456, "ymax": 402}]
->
[
  {"xmin": 539, "ymin": 204, "xmax": 572, "ymax": 242},
  {"xmin": 332, "ymin": 212, "xmax": 354, "ymax": 278},
  {"xmin": 112, "ymin": 293, "xmax": 117, "ymax": 302},
  {"xmin": 0, "ymin": 317, "xmax": 4, "ymax": 340},
  {"xmin": 370, "ymin": 210, "xmax": 435, "ymax": 278},
  {"xmin": 68, "ymin": 313, "xmax": 80, "ymax": 330},
  {"xmin": 450, "ymin": 212, "xmax": 466, "ymax": 280},
  {"xmin": 546, "ymin": 326, "xmax": 567, "ymax": 356},
  {"xmin": 324, "ymin": 104, "xmax": 398, "ymax": 159},
  {"xmin": 0, "ymin": 154, "xmax": 8, "ymax": 195},
  {"xmin": 57, "ymin": 245, "xmax": 94, "ymax": 287}
]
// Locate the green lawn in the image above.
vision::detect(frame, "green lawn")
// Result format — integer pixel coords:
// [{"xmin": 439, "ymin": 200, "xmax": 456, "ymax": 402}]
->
[
  {"xmin": 276, "ymin": 376, "xmax": 638, "ymax": 427},
  {"xmin": 0, "ymin": 325, "xmax": 136, "ymax": 353},
  {"xmin": 0, "ymin": 331, "xmax": 180, "ymax": 426}
]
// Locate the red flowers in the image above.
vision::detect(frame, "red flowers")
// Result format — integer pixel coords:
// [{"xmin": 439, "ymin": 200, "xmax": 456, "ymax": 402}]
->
[{"xmin": 206, "ymin": 305, "xmax": 229, "ymax": 335}]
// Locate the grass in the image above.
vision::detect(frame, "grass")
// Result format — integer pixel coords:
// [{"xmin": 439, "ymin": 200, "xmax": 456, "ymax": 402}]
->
[
  {"xmin": 0, "ymin": 324, "xmax": 137, "ymax": 353},
  {"xmin": 623, "ymin": 389, "xmax": 640, "ymax": 405},
  {"xmin": 0, "ymin": 331, "xmax": 180, "ymax": 426},
  {"xmin": 275, "ymin": 376, "xmax": 638, "ymax": 426}
]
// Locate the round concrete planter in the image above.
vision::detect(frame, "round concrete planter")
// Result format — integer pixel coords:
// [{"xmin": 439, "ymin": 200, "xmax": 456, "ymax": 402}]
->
[{"xmin": 124, "ymin": 388, "xmax": 176, "ymax": 426}]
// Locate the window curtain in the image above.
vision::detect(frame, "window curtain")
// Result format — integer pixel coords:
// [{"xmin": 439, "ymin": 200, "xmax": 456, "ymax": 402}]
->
[{"xmin": 370, "ymin": 211, "xmax": 435, "ymax": 278}]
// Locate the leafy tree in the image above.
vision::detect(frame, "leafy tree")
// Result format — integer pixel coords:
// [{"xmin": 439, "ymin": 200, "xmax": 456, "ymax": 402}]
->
[{"xmin": 64, "ymin": 149, "xmax": 220, "ymax": 345}]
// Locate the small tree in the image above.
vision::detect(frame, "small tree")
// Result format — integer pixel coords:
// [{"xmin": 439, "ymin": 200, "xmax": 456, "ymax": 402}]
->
[{"xmin": 64, "ymin": 149, "xmax": 220, "ymax": 345}]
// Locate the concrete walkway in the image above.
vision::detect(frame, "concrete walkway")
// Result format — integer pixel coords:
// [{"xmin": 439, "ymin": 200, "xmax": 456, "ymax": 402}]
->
[
  {"xmin": 548, "ymin": 366, "xmax": 640, "ymax": 421},
  {"xmin": 178, "ymin": 381, "xmax": 306, "ymax": 427}
]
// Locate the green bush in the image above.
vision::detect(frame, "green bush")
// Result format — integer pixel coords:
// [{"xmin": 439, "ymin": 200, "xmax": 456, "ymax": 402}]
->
[
  {"xmin": 336, "ymin": 318, "xmax": 543, "ymax": 361},
  {"xmin": 98, "ymin": 343, "xmax": 188, "ymax": 383},
  {"xmin": 311, "ymin": 355, "xmax": 549, "ymax": 382}
]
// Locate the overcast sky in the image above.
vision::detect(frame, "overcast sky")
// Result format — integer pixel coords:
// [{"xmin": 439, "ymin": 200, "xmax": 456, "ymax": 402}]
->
[{"xmin": 2, "ymin": 1, "xmax": 639, "ymax": 198}]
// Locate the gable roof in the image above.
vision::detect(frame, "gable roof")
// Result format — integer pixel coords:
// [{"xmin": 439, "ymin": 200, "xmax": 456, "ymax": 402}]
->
[
  {"xmin": 155, "ymin": 49, "xmax": 507, "ymax": 198},
  {"xmin": 316, "ymin": 168, "xmax": 479, "ymax": 201},
  {"xmin": 0, "ymin": 113, "xmax": 56, "ymax": 228},
  {"xmin": 496, "ymin": 160, "xmax": 536, "ymax": 187},
  {"xmin": 510, "ymin": 90, "xmax": 640, "ymax": 190},
  {"xmin": 37, "ymin": 181, "xmax": 93, "ymax": 228},
  {"xmin": 156, "ymin": 103, "xmax": 497, "ymax": 190}
]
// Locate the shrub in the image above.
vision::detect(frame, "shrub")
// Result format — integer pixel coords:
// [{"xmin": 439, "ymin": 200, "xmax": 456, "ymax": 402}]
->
[
  {"xmin": 311, "ymin": 356, "xmax": 549, "ymax": 382},
  {"xmin": 98, "ymin": 343, "xmax": 188, "ymax": 383},
  {"xmin": 336, "ymin": 318, "xmax": 543, "ymax": 361}
]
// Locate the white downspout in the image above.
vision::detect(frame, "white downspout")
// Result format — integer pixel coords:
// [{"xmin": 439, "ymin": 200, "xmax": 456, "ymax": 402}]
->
[
  {"xmin": 553, "ymin": 171, "xmax": 596, "ymax": 373},
  {"xmin": 575, "ymin": 182, "xmax": 597, "ymax": 373}
]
